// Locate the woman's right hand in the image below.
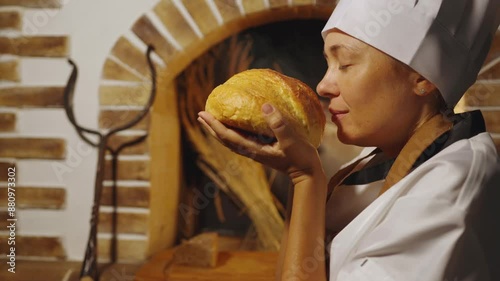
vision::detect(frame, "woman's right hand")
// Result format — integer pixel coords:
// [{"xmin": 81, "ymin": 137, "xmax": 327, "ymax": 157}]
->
[{"xmin": 197, "ymin": 103, "xmax": 325, "ymax": 184}]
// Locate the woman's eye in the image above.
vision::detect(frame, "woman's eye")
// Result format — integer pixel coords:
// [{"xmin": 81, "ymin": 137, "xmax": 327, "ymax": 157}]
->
[{"xmin": 338, "ymin": 64, "xmax": 350, "ymax": 70}]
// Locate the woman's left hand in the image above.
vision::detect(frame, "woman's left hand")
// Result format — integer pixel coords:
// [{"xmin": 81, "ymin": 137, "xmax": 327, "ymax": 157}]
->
[{"xmin": 197, "ymin": 104, "xmax": 324, "ymax": 182}]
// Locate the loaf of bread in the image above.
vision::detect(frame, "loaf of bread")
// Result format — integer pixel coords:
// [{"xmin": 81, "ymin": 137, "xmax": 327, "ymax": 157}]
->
[
  {"xmin": 205, "ymin": 69, "xmax": 326, "ymax": 147},
  {"xmin": 172, "ymin": 232, "xmax": 218, "ymax": 268}
]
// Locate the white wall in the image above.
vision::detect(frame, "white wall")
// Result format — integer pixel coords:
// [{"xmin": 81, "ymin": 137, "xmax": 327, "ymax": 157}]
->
[{"xmin": 11, "ymin": 0, "xmax": 158, "ymax": 260}]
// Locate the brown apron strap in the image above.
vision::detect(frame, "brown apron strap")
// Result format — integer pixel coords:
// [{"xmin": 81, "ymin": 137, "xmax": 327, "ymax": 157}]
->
[
  {"xmin": 378, "ymin": 114, "xmax": 453, "ymax": 196},
  {"xmin": 324, "ymin": 150, "xmax": 376, "ymax": 262},
  {"xmin": 327, "ymin": 150, "xmax": 377, "ymax": 199}
]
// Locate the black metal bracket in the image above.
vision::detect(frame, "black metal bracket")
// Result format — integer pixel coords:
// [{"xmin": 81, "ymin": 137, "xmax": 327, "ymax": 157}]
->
[{"xmin": 63, "ymin": 46, "xmax": 157, "ymax": 281}]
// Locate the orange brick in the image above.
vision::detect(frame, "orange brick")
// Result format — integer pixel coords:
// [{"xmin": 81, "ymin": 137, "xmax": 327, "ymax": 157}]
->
[
  {"xmin": 98, "ymin": 238, "xmax": 147, "ymax": 262},
  {"xmin": 99, "ymin": 84, "xmax": 152, "ymax": 106},
  {"xmin": 0, "ymin": 36, "xmax": 68, "ymax": 57},
  {"xmin": 293, "ymin": 0, "xmax": 314, "ymax": 5},
  {"xmin": 0, "ymin": 0, "xmax": 62, "ymax": 8},
  {"xmin": 464, "ymin": 83, "xmax": 500, "ymax": 107},
  {"xmin": 0, "ymin": 235, "xmax": 65, "ymax": 259},
  {"xmin": 181, "ymin": 0, "xmax": 219, "ymax": 35},
  {"xmin": 0, "ymin": 186, "xmax": 66, "ymax": 209},
  {"xmin": 104, "ymin": 159, "xmax": 150, "ymax": 181},
  {"xmin": 98, "ymin": 212, "xmax": 148, "ymax": 235},
  {"xmin": 0, "ymin": 10, "xmax": 21, "ymax": 30},
  {"xmin": 269, "ymin": 0, "xmax": 287, "ymax": 8},
  {"xmin": 102, "ymin": 58, "xmax": 143, "ymax": 82},
  {"xmin": 0, "ymin": 210, "xmax": 8, "ymax": 222},
  {"xmin": 479, "ymin": 60, "xmax": 500, "ymax": 80},
  {"xmin": 111, "ymin": 36, "xmax": 151, "ymax": 77},
  {"xmin": 0, "ymin": 86, "xmax": 64, "ymax": 108},
  {"xmin": 132, "ymin": 15, "xmax": 178, "ymax": 63},
  {"xmin": 100, "ymin": 186, "xmax": 150, "ymax": 208},
  {"xmin": 0, "ymin": 162, "xmax": 15, "ymax": 182},
  {"xmin": 241, "ymin": 0, "xmax": 266, "ymax": 14},
  {"xmin": 0, "ymin": 37, "xmax": 15, "ymax": 53},
  {"xmin": 482, "ymin": 111, "xmax": 500, "ymax": 134},
  {"xmin": 0, "ymin": 59, "xmax": 20, "ymax": 82},
  {"xmin": 213, "ymin": 0, "xmax": 241, "ymax": 23},
  {"xmin": 154, "ymin": 0, "xmax": 198, "ymax": 48},
  {"xmin": 98, "ymin": 110, "xmax": 150, "ymax": 130},
  {"xmin": 106, "ymin": 134, "xmax": 149, "ymax": 155},
  {"xmin": 0, "ymin": 261, "xmax": 80, "ymax": 281},
  {"xmin": 0, "ymin": 112, "xmax": 16, "ymax": 132},
  {"xmin": 0, "ymin": 137, "xmax": 66, "ymax": 159}
]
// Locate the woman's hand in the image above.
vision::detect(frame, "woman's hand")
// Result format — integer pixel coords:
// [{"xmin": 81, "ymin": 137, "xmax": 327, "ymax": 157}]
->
[
  {"xmin": 197, "ymin": 103, "xmax": 324, "ymax": 183},
  {"xmin": 200, "ymin": 104, "xmax": 328, "ymax": 281}
]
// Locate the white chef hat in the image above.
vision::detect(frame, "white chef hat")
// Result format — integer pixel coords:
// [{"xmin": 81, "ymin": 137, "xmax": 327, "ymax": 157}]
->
[{"xmin": 322, "ymin": 0, "xmax": 500, "ymax": 108}]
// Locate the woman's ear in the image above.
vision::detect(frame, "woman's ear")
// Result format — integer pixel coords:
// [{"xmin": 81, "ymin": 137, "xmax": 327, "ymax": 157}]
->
[{"xmin": 413, "ymin": 75, "xmax": 438, "ymax": 97}]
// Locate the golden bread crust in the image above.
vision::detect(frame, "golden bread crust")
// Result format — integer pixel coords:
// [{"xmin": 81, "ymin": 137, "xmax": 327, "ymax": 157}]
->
[{"xmin": 205, "ymin": 69, "xmax": 325, "ymax": 147}]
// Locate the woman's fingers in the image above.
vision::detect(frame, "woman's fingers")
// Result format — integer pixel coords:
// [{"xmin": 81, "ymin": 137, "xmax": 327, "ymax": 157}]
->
[
  {"xmin": 197, "ymin": 111, "xmax": 265, "ymax": 157},
  {"xmin": 198, "ymin": 111, "xmax": 237, "ymax": 144},
  {"xmin": 197, "ymin": 116, "xmax": 216, "ymax": 137},
  {"xmin": 197, "ymin": 110, "xmax": 316, "ymax": 173},
  {"xmin": 262, "ymin": 104, "xmax": 297, "ymax": 147}
]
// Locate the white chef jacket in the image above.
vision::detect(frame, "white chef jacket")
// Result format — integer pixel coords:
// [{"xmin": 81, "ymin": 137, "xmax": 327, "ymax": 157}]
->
[{"xmin": 326, "ymin": 111, "xmax": 500, "ymax": 281}]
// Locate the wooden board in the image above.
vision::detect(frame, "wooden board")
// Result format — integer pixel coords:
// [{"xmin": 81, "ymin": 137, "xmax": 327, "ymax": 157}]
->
[{"xmin": 136, "ymin": 250, "xmax": 278, "ymax": 281}]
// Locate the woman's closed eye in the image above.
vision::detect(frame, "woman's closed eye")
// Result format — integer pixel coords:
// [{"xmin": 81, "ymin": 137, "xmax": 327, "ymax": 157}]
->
[{"xmin": 338, "ymin": 64, "xmax": 351, "ymax": 70}]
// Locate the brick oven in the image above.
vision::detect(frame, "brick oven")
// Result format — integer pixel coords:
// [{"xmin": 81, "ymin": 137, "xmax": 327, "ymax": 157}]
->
[{"xmin": 95, "ymin": 0, "xmax": 337, "ymax": 261}]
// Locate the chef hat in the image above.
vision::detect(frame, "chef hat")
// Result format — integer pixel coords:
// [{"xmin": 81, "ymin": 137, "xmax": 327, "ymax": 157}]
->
[{"xmin": 322, "ymin": 0, "xmax": 500, "ymax": 108}]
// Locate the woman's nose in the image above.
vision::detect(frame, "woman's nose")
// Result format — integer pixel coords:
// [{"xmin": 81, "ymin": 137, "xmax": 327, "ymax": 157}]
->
[{"xmin": 316, "ymin": 70, "xmax": 339, "ymax": 99}]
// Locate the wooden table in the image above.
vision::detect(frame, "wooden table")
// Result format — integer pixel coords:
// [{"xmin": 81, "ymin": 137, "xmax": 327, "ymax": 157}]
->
[{"xmin": 135, "ymin": 250, "xmax": 278, "ymax": 281}]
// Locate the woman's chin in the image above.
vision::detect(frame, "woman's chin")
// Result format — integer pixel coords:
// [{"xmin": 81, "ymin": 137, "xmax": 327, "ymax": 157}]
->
[
  {"xmin": 336, "ymin": 130, "xmax": 370, "ymax": 148},
  {"xmin": 336, "ymin": 131, "xmax": 356, "ymax": 145}
]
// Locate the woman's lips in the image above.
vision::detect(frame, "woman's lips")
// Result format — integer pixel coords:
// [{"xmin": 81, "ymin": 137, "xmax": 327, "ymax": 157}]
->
[
  {"xmin": 328, "ymin": 108, "xmax": 349, "ymax": 119},
  {"xmin": 329, "ymin": 109, "xmax": 348, "ymax": 122}
]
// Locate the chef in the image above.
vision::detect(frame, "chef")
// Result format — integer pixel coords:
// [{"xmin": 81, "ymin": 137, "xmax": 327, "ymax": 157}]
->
[{"xmin": 198, "ymin": 0, "xmax": 500, "ymax": 280}]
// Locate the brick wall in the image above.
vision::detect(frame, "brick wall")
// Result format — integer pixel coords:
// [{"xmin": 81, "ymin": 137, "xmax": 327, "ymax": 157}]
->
[
  {"xmin": 0, "ymin": 0, "xmax": 165, "ymax": 264},
  {"xmin": 0, "ymin": 1, "xmax": 69, "ymax": 260},
  {"xmin": 463, "ymin": 36, "xmax": 500, "ymax": 153}
]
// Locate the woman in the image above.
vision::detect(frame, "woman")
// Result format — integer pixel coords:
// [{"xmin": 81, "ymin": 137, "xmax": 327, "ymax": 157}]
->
[{"xmin": 198, "ymin": 0, "xmax": 500, "ymax": 280}]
